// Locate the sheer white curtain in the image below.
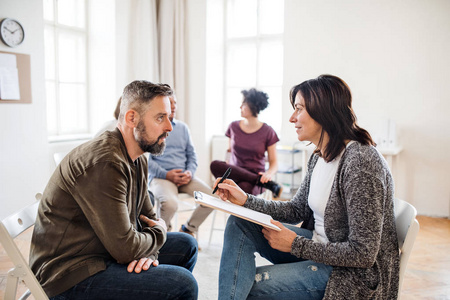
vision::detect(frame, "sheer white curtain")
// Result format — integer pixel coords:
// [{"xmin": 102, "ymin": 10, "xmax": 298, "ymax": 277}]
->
[
  {"xmin": 120, "ymin": 0, "xmax": 160, "ymax": 83},
  {"xmin": 158, "ymin": 0, "xmax": 186, "ymax": 121},
  {"xmin": 119, "ymin": 0, "xmax": 186, "ymax": 121}
]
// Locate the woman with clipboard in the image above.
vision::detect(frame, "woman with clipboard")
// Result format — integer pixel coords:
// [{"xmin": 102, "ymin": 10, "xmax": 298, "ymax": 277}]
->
[{"xmin": 214, "ymin": 75, "xmax": 399, "ymax": 300}]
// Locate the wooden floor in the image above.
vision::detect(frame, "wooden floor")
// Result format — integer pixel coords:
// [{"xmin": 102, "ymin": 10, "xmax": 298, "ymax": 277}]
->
[
  {"xmin": 1, "ymin": 215, "xmax": 449, "ymax": 300},
  {"xmin": 400, "ymin": 216, "xmax": 450, "ymax": 299}
]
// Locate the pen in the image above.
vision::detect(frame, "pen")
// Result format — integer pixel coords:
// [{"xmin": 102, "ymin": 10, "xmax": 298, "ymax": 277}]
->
[{"xmin": 212, "ymin": 167, "xmax": 232, "ymax": 194}]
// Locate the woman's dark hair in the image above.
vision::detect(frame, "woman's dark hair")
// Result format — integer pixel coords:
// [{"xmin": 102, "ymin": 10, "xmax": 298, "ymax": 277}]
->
[
  {"xmin": 241, "ymin": 88, "xmax": 269, "ymax": 117},
  {"xmin": 289, "ymin": 74, "xmax": 375, "ymax": 162}
]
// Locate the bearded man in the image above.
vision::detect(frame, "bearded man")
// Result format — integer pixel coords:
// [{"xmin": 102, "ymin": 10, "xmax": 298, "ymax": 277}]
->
[{"xmin": 30, "ymin": 81, "xmax": 198, "ymax": 300}]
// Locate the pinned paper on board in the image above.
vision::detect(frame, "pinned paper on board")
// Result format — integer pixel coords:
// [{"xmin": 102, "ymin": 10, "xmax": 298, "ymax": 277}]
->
[{"xmin": 0, "ymin": 53, "xmax": 21, "ymax": 100}]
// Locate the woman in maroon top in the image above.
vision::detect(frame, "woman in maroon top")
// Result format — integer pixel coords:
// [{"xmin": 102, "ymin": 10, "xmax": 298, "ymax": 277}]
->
[{"xmin": 210, "ymin": 88, "xmax": 282, "ymax": 197}]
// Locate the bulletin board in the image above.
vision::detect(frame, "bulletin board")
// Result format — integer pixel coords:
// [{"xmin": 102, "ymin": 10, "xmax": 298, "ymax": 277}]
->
[{"xmin": 0, "ymin": 50, "xmax": 32, "ymax": 103}]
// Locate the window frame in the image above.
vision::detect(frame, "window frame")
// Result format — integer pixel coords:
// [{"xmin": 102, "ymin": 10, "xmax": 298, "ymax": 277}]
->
[
  {"xmin": 44, "ymin": 0, "xmax": 90, "ymax": 138},
  {"xmin": 223, "ymin": 0, "xmax": 284, "ymax": 133}
]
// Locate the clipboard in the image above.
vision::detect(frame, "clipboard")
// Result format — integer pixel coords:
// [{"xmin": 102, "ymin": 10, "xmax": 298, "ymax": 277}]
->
[{"xmin": 194, "ymin": 191, "xmax": 280, "ymax": 231}]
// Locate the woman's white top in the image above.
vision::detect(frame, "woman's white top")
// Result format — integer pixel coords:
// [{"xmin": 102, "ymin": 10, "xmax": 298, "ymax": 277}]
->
[{"xmin": 308, "ymin": 141, "xmax": 355, "ymax": 243}]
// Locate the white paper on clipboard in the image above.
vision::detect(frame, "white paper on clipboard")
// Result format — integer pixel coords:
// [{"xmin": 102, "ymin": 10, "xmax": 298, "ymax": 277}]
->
[{"xmin": 194, "ymin": 191, "xmax": 280, "ymax": 231}]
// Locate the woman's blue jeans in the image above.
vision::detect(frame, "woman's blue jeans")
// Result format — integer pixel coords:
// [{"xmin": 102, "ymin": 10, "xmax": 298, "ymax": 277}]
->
[
  {"xmin": 51, "ymin": 232, "xmax": 198, "ymax": 300},
  {"xmin": 219, "ymin": 216, "xmax": 332, "ymax": 300}
]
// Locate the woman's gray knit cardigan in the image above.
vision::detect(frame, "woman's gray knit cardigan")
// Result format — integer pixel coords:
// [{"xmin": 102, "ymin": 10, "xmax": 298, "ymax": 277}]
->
[{"xmin": 245, "ymin": 142, "xmax": 400, "ymax": 299}]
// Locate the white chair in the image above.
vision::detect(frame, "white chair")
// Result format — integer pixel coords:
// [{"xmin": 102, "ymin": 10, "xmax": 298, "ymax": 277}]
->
[
  {"xmin": 171, "ymin": 193, "xmax": 198, "ymax": 235},
  {"xmin": 394, "ymin": 198, "xmax": 420, "ymax": 298},
  {"xmin": 152, "ymin": 192, "xmax": 199, "ymax": 240},
  {"xmin": 208, "ymin": 209, "xmax": 227, "ymax": 245},
  {"xmin": 0, "ymin": 194, "xmax": 49, "ymax": 300},
  {"xmin": 53, "ymin": 151, "xmax": 68, "ymax": 166}
]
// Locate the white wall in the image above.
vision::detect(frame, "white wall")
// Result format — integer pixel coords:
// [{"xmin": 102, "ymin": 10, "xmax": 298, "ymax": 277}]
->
[
  {"xmin": 0, "ymin": 0, "xmax": 49, "ymax": 219},
  {"xmin": 281, "ymin": 0, "xmax": 450, "ymax": 216},
  {"xmin": 187, "ymin": 0, "xmax": 450, "ymax": 217},
  {"xmin": 88, "ymin": 0, "xmax": 117, "ymax": 133},
  {"xmin": 1, "ymin": 0, "xmax": 449, "ymax": 218}
]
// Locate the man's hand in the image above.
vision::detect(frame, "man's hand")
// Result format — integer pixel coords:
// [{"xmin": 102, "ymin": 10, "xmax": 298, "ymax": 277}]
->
[
  {"xmin": 166, "ymin": 169, "xmax": 185, "ymax": 186},
  {"xmin": 140, "ymin": 215, "xmax": 167, "ymax": 232},
  {"xmin": 127, "ymin": 257, "xmax": 159, "ymax": 273},
  {"xmin": 177, "ymin": 170, "xmax": 192, "ymax": 186},
  {"xmin": 126, "ymin": 216, "xmax": 166, "ymax": 273},
  {"xmin": 166, "ymin": 169, "xmax": 192, "ymax": 186},
  {"xmin": 262, "ymin": 220, "xmax": 297, "ymax": 253}
]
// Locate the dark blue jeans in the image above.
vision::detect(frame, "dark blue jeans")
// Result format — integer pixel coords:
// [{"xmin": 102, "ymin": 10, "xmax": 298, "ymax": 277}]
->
[{"xmin": 51, "ymin": 232, "xmax": 198, "ymax": 300}]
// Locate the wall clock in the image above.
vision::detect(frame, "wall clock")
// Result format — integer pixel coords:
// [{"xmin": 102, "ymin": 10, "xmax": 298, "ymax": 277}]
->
[{"xmin": 0, "ymin": 18, "xmax": 25, "ymax": 47}]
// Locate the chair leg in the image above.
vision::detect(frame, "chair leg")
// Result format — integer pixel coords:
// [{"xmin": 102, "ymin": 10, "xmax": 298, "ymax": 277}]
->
[
  {"xmin": 208, "ymin": 210, "xmax": 229, "ymax": 245},
  {"xmin": 5, "ymin": 268, "xmax": 20, "ymax": 300},
  {"xmin": 173, "ymin": 211, "xmax": 178, "ymax": 232},
  {"xmin": 18, "ymin": 289, "xmax": 31, "ymax": 300},
  {"xmin": 208, "ymin": 210, "xmax": 217, "ymax": 245},
  {"xmin": 195, "ymin": 219, "xmax": 200, "ymax": 242}
]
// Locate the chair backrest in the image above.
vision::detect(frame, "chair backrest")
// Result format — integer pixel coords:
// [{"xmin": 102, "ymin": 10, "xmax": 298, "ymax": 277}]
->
[
  {"xmin": 394, "ymin": 198, "xmax": 420, "ymax": 298},
  {"xmin": 0, "ymin": 194, "xmax": 49, "ymax": 300},
  {"xmin": 53, "ymin": 152, "xmax": 68, "ymax": 166}
]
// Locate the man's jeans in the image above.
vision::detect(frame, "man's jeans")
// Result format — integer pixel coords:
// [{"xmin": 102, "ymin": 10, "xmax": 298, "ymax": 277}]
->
[
  {"xmin": 51, "ymin": 232, "xmax": 198, "ymax": 300},
  {"xmin": 219, "ymin": 216, "xmax": 332, "ymax": 300}
]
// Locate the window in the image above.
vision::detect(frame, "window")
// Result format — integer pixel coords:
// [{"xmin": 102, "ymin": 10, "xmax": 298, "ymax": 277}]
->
[
  {"xmin": 224, "ymin": 0, "xmax": 284, "ymax": 132},
  {"xmin": 43, "ymin": 0, "xmax": 88, "ymax": 137}
]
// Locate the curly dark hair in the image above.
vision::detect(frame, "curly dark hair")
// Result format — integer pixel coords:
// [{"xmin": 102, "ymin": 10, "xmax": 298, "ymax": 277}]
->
[{"xmin": 241, "ymin": 88, "xmax": 269, "ymax": 117}]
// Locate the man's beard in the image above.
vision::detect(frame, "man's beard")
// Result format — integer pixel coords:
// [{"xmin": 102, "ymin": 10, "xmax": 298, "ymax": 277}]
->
[{"xmin": 134, "ymin": 121, "xmax": 168, "ymax": 155}]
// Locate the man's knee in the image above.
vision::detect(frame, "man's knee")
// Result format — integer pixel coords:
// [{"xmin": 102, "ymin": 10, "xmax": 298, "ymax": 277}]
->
[
  {"xmin": 177, "ymin": 233, "xmax": 198, "ymax": 258},
  {"xmin": 159, "ymin": 196, "xmax": 179, "ymax": 214},
  {"xmin": 164, "ymin": 232, "xmax": 198, "ymax": 271},
  {"xmin": 177, "ymin": 269, "xmax": 198, "ymax": 299}
]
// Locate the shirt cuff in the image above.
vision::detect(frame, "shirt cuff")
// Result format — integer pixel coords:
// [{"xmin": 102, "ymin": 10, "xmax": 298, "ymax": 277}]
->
[
  {"xmin": 187, "ymin": 169, "xmax": 195, "ymax": 177},
  {"xmin": 243, "ymin": 193, "xmax": 255, "ymax": 208},
  {"xmin": 158, "ymin": 170, "xmax": 168, "ymax": 179},
  {"xmin": 290, "ymin": 235, "xmax": 305, "ymax": 258}
]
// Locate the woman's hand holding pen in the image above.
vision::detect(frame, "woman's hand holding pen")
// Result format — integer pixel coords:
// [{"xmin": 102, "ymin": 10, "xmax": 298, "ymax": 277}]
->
[{"xmin": 213, "ymin": 178, "xmax": 247, "ymax": 206}]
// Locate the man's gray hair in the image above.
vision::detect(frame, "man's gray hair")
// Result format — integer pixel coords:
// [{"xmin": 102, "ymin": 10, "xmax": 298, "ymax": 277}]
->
[{"xmin": 119, "ymin": 80, "xmax": 173, "ymax": 121}]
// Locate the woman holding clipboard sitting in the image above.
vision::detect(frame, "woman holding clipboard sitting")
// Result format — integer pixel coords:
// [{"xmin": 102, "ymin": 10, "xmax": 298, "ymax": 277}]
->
[{"xmin": 214, "ymin": 75, "xmax": 399, "ymax": 300}]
